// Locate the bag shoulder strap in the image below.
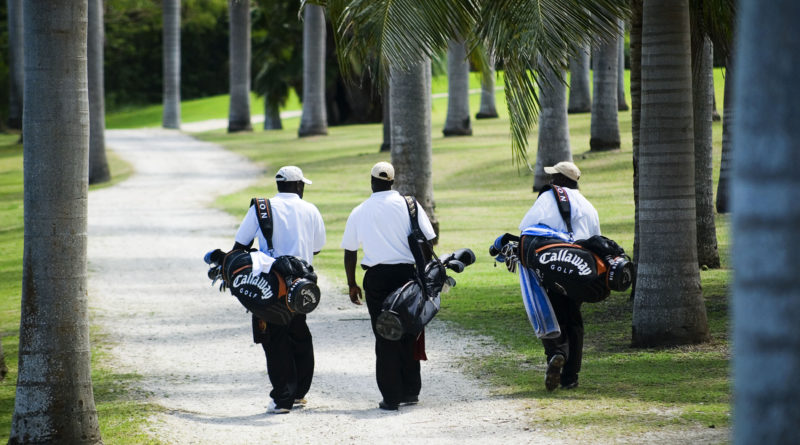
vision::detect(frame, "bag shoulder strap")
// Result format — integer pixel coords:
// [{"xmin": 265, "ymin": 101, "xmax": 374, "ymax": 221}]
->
[
  {"xmin": 251, "ymin": 198, "xmax": 274, "ymax": 253},
  {"xmin": 403, "ymin": 195, "xmax": 434, "ymax": 277},
  {"xmin": 542, "ymin": 185, "xmax": 573, "ymax": 238}
]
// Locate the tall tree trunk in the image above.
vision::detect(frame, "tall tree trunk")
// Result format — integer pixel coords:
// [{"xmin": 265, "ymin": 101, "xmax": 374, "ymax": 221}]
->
[
  {"xmin": 630, "ymin": 0, "xmax": 643, "ymax": 300},
  {"xmin": 380, "ymin": 84, "xmax": 391, "ymax": 152},
  {"xmin": 88, "ymin": 0, "xmax": 110, "ymax": 185},
  {"xmin": 162, "ymin": 0, "xmax": 181, "ymax": 129},
  {"xmin": 443, "ymin": 39, "xmax": 472, "ymax": 136},
  {"xmin": 10, "ymin": 1, "xmax": 103, "ymax": 443},
  {"xmin": 263, "ymin": 99, "xmax": 282, "ymax": 130},
  {"xmin": 390, "ymin": 59, "xmax": 439, "ymax": 237},
  {"xmin": 693, "ymin": 35, "xmax": 720, "ymax": 268},
  {"xmin": 733, "ymin": 2, "xmax": 800, "ymax": 441},
  {"xmin": 476, "ymin": 49, "xmax": 498, "ymax": 119},
  {"xmin": 716, "ymin": 62, "xmax": 733, "ymax": 213},
  {"xmin": 618, "ymin": 19, "xmax": 629, "ymax": 111},
  {"xmin": 228, "ymin": 0, "xmax": 252, "ymax": 133},
  {"xmin": 590, "ymin": 36, "xmax": 621, "ymax": 151},
  {"xmin": 298, "ymin": 3, "xmax": 328, "ymax": 137},
  {"xmin": 7, "ymin": 0, "xmax": 23, "ymax": 130},
  {"xmin": 632, "ymin": 0, "xmax": 709, "ymax": 348},
  {"xmin": 568, "ymin": 44, "xmax": 592, "ymax": 113},
  {"xmin": 534, "ymin": 63, "xmax": 572, "ymax": 191}
]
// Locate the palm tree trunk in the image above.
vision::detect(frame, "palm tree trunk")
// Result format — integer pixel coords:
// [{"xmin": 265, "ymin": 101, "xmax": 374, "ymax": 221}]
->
[
  {"xmin": 443, "ymin": 39, "xmax": 472, "ymax": 136},
  {"xmin": 298, "ymin": 3, "xmax": 328, "ymax": 137},
  {"xmin": 10, "ymin": 1, "xmax": 103, "ymax": 442},
  {"xmin": 390, "ymin": 59, "xmax": 438, "ymax": 237},
  {"xmin": 716, "ymin": 62, "xmax": 733, "ymax": 213},
  {"xmin": 88, "ymin": 0, "xmax": 110, "ymax": 185},
  {"xmin": 693, "ymin": 35, "xmax": 720, "ymax": 268},
  {"xmin": 534, "ymin": 63, "xmax": 572, "ymax": 191},
  {"xmin": 590, "ymin": 36, "xmax": 621, "ymax": 151},
  {"xmin": 228, "ymin": 0, "xmax": 253, "ymax": 133},
  {"xmin": 631, "ymin": 0, "xmax": 709, "ymax": 348},
  {"xmin": 7, "ymin": 0, "xmax": 23, "ymax": 130},
  {"xmin": 263, "ymin": 98, "xmax": 282, "ymax": 130},
  {"xmin": 732, "ymin": 2, "xmax": 800, "ymax": 441},
  {"xmin": 476, "ymin": 49, "xmax": 498, "ymax": 119},
  {"xmin": 617, "ymin": 20, "xmax": 629, "ymax": 111},
  {"xmin": 630, "ymin": 0, "xmax": 643, "ymax": 300},
  {"xmin": 380, "ymin": 84, "xmax": 391, "ymax": 151},
  {"xmin": 568, "ymin": 44, "xmax": 592, "ymax": 113},
  {"xmin": 162, "ymin": 0, "xmax": 181, "ymax": 129}
]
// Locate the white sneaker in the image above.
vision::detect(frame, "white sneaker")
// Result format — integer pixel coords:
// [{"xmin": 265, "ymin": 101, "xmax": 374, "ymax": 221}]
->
[
  {"xmin": 294, "ymin": 398, "xmax": 307, "ymax": 407},
  {"xmin": 268, "ymin": 400, "xmax": 290, "ymax": 414}
]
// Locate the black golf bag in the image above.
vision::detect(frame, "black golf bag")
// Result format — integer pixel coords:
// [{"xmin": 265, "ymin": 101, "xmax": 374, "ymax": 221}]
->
[
  {"xmin": 204, "ymin": 248, "xmax": 321, "ymax": 325},
  {"xmin": 376, "ymin": 248, "xmax": 476, "ymax": 341}
]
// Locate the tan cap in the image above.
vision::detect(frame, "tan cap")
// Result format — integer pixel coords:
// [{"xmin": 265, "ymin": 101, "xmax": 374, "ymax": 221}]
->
[
  {"xmin": 275, "ymin": 166, "xmax": 312, "ymax": 184},
  {"xmin": 371, "ymin": 161, "xmax": 395, "ymax": 181},
  {"xmin": 544, "ymin": 161, "xmax": 581, "ymax": 182}
]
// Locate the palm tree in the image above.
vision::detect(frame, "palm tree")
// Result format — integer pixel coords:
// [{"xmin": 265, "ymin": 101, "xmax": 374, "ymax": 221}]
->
[
  {"xmin": 476, "ymin": 49, "xmax": 498, "ymax": 119},
  {"xmin": 380, "ymin": 84, "xmax": 391, "ymax": 151},
  {"xmin": 567, "ymin": 43, "xmax": 591, "ymax": 114},
  {"xmin": 162, "ymin": 0, "xmax": 181, "ymax": 129},
  {"xmin": 88, "ymin": 0, "xmax": 110, "ymax": 185},
  {"xmin": 7, "ymin": 0, "xmax": 23, "ymax": 130},
  {"xmin": 533, "ymin": 62, "xmax": 572, "ymax": 191},
  {"xmin": 228, "ymin": 0, "xmax": 253, "ymax": 133},
  {"xmin": 442, "ymin": 39, "xmax": 472, "ymax": 136},
  {"xmin": 631, "ymin": 0, "xmax": 709, "ymax": 347},
  {"xmin": 298, "ymin": 3, "xmax": 328, "ymax": 137},
  {"xmin": 617, "ymin": 20, "xmax": 629, "ymax": 111},
  {"xmin": 390, "ymin": 60, "xmax": 439, "ymax": 235},
  {"xmin": 629, "ymin": 0, "xmax": 642, "ymax": 299},
  {"xmin": 316, "ymin": 0, "xmax": 626, "ymax": 166},
  {"xmin": 716, "ymin": 64, "xmax": 733, "ymax": 213},
  {"xmin": 263, "ymin": 98, "xmax": 283, "ymax": 130},
  {"xmin": 732, "ymin": 3, "xmax": 800, "ymax": 441},
  {"xmin": 590, "ymin": 35, "xmax": 621, "ymax": 151},
  {"xmin": 10, "ymin": 1, "xmax": 103, "ymax": 442},
  {"xmin": 692, "ymin": 33, "xmax": 720, "ymax": 268}
]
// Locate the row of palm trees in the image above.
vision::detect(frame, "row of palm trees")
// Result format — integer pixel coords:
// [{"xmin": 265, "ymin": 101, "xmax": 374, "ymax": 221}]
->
[{"xmin": 8, "ymin": 0, "xmax": 799, "ymax": 442}]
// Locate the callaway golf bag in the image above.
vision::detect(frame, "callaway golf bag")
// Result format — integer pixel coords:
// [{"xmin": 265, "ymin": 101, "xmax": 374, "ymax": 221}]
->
[
  {"xmin": 204, "ymin": 248, "xmax": 321, "ymax": 325},
  {"xmin": 375, "ymin": 248, "xmax": 476, "ymax": 341}
]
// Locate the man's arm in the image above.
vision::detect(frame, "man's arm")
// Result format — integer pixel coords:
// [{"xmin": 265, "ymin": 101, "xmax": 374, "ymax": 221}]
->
[{"xmin": 344, "ymin": 249, "xmax": 362, "ymax": 305}]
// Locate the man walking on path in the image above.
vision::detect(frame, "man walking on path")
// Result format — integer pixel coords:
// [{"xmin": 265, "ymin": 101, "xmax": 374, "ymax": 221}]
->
[
  {"xmin": 342, "ymin": 162, "xmax": 437, "ymax": 410},
  {"xmin": 519, "ymin": 161, "xmax": 601, "ymax": 391},
  {"xmin": 232, "ymin": 166, "xmax": 326, "ymax": 413}
]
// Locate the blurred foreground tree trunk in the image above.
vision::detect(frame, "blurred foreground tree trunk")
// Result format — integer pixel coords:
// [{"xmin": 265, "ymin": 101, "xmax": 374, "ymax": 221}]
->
[{"xmin": 732, "ymin": 1, "xmax": 800, "ymax": 442}]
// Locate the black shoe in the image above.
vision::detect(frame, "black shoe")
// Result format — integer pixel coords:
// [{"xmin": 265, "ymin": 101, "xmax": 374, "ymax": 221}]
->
[
  {"xmin": 545, "ymin": 354, "xmax": 565, "ymax": 391},
  {"xmin": 400, "ymin": 395, "xmax": 419, "ymax": 405},
  {"xmin": 560, "ymin": 380, "xmax": 579, "ymax": 390},
  {"xmin": 378, "ymin": 400, "xmax": 399, "ymax": 411}
]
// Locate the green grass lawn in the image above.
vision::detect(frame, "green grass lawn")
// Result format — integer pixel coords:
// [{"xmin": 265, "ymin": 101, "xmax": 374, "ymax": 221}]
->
[
  {"xmin": 196, "ymin": 70, "xmax": 730, "ymax": 441},
  {"xmin": 1, "ymin": 67, "xmax": 730, "ymax": 443}
]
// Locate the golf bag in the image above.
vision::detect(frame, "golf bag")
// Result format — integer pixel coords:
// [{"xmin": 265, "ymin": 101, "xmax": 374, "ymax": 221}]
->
[
  {"xmin": 204, "ymin": 248, "xmax": 321, "ymax": 325},
  {"xmin": 376, "ymin": 248, "xmax": 476, "ymax": 341},
  {"xmin": 374, "ymin": 195, "xmax": 476, "ymax": 341}
]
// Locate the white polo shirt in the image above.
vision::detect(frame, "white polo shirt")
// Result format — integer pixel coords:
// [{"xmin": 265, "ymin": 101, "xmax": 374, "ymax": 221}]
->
[
  {"xmin": 234, "ymin": 192, "xmax": 326, "ymax": 264},
  {"xmin": 519, "ymin": 187, "xmax": 601, "ymax": 241},
  {"xmin": 341, "ymin": 190, "xmax": 436, "ymax": 267}
]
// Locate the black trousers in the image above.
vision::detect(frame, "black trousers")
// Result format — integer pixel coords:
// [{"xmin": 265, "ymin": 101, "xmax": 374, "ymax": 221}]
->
[
  {"xmin": 254, "ymin": 314, "xmax": 314, "ymax": 410},
  {"xmin": 363, "ymin": 263, "xmax": 420, "ymax": 405},
  {"xmin": 541, "ymin": 292, "xmax": 583, "ymax": 385}
]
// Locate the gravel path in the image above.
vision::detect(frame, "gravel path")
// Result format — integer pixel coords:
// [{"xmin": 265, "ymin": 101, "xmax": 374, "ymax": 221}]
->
[{"xmin": 87, "ymin": 129, "xmax": 550, "ymax": 445}]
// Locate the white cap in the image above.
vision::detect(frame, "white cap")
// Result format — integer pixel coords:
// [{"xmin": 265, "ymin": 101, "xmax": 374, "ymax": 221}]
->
[
  {"xmin": 275, "ymin": 166, "xmax": 312, "ymax": 184},
  {"xmin": 544, "ymin": 161, "xmax": 581, "ymax": 182},
  {"xmin": 371, "ymin": 161, "xmax": 394, "ymax": 181}
]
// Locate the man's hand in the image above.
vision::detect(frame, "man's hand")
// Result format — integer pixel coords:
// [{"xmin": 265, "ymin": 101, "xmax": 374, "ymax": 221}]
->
[{"xmin": 349, "ymin": 284, "xmax": 363, "ymax": 305}]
